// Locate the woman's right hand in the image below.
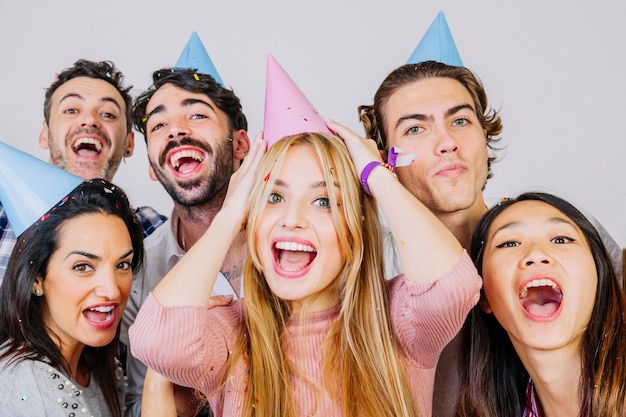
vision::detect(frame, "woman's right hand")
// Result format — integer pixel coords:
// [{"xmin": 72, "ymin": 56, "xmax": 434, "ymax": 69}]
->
[{"xmin": 222, "ymin": 130, "xmax": 266, "ymax": 229}]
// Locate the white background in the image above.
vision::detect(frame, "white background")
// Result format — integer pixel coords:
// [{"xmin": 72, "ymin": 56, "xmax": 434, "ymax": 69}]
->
[{"xmin": 1, "ymin": 1, "xmax": 625, "ymax": 245}]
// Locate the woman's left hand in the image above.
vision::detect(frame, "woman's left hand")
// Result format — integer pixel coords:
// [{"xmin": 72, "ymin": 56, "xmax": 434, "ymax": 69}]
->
[{"xmin": 326, "ymin": 120, "xmax": 382, "ymax": 175}]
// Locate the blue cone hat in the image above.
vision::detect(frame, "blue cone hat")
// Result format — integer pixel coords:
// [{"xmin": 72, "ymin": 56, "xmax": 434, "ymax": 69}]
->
[
  {"xmin": 0, "ymin": 142, "xmax": 82, "ymax": 236},
  {"xmin": 406, "ymin": 11, "xmax": 463, "ymax": 66},
  {"xmin": 175, "ymin": 31, "xmax": 225, "ymax": 86}
]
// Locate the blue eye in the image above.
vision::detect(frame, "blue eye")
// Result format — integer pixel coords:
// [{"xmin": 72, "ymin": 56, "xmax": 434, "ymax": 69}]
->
[
  {"xmin": 268, "ymin": 193, "xmax": 284, "ymax": 203},
  {"xmin": 452, "ymin": 118, "xmax": 469, "ymax": 127},
  {"xmin": 313, "ymin": 197, "xmax": 331, "ymax": 208},
  {"xmin": 406, "ymin": 126, "xmax": 424, "ymax": 135}
]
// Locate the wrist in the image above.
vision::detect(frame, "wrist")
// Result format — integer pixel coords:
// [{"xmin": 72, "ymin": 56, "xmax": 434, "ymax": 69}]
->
[{"xmin": 359, "ymin": 161, "xmax": 396, "ymax": 196}]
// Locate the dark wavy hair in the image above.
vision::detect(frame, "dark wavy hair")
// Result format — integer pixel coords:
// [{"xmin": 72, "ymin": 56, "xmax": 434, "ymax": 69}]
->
[
  {"xmin": 43, "ymin": 59, "xmax": 134, "ymax": 133},
  {"xmin": 0, "ymin": 179, "xmax": 144, "ymax": 417},
  {"xmin": 359, "ymin": 61, "xmax": 502, "ymax": 182},
  {"xmin": 132, "ymin": 68, "xmax": 248, "ymax": 140},
  {"xmin": 456, "ymin": 192, "xmax": 626, "ymax": 417}
]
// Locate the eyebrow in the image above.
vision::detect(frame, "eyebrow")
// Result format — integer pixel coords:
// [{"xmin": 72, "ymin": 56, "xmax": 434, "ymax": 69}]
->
[
  {"xmin": 67, "ymin": 248, "xmax": 134, "ymax": 261},
  {"xmin": 145, "ymin": 97, "xmax": 216, "ymax": 123},
  {"xmin": 59, "ymin": 93, "xmax": 122, "ymax": 111},
  {"xmin": 394, "ymin": 103, "xmax": 475, "ymax": 130},
  {"xmin": 274, "ymin": 179, "xmax": 339, "ymax": 190},
  {"xmin": 491, "ymin": 216, "xmax": 575, "ymax": 237}
]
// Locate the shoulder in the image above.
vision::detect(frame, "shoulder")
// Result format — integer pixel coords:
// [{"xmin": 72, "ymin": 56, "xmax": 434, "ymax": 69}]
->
[{"xmin": 134, "ymin": 206, "xmax": 168, "ymax": 238}]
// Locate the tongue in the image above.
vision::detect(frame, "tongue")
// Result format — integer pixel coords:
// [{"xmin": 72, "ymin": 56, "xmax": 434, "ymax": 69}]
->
[
  {"xmin": 177, "ymin": 158, "xmax": 201, "ymax": 174},
  {"xmin": 521, "ymin": 287, "xmax": 562, "ymax": 317},
  {"xmin": 278, "ymin": 250, "xmax": 313, "ymax": 272},
  {"xmin": 84, "ymin": 310, "xmax": 110, "ymax": 322},
  {"xmin": 75, "ymin": 146, "xmax": 100, "ymax": 156}
]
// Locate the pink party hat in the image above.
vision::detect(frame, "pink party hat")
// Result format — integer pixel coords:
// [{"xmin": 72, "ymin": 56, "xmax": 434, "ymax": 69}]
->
[
  {"xmin": 406, "ymin": 11, "xmax": 463, "ymax": 66},
  {"xmin": 0, "ymin": 142, "xmax": 82, "ymax": 236},
  {"xmin": 263, "ymin": 54, "xmax": 331, "ymax": 147},
  {"xmin": 175, "ymin": 31, "xmax": 224, "ymax": 86}
]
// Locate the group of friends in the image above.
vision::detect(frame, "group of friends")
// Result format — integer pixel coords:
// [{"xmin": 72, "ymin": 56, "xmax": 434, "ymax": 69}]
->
[{"xmin": 0, "ymin": 12, "xmax": 625, "ymax": 417}]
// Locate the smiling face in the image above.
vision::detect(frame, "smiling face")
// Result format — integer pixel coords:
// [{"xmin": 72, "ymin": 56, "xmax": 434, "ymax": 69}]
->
[
  {"xmin": 39, "ymin": 77, "xmax": 134, "ymax": 181},
  {"xmin": 254, "ymin": 144, "xmax": 345, "ymax": 313},
  {"xmin": 480, "ymin": 200, "xmax": 597, "ymax": 354},
  {"xmin": 144, "ymin": 83, "xmax": 238, "ymax": 207},
  {"xmin": 38, "ymin": 213, "xmax": 134, "ymax": 358},
  {"xmin": 383, "ymin": 77, "xmax": 488, "ymax": 216}
]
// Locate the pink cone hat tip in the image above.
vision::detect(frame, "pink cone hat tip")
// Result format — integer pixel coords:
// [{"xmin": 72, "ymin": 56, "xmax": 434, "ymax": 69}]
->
[{"xmin": 263, "ymin": 54, "xmax": 331, "ymax": 147}]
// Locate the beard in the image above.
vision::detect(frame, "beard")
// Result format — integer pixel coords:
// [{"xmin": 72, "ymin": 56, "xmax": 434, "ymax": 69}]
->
[
  {"xmin": 151, "ymin": 136, "xmax": 234, "ymax": 207},
  {"xmin": 47, "ymin": 127, "xmax": 122, "ymax": 181}
]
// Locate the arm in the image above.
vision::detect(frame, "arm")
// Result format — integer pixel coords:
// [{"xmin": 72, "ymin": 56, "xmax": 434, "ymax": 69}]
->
[
  {"xmin": 152, "ymin": 132, "xmax": 265, "ymax": 307},
  {"xmin": 327, "ymin": 120, "xmax": 464, "ymax": 283}
]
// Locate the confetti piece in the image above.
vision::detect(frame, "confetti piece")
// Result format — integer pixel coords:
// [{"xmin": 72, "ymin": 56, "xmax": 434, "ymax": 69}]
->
[{"xmin": 194, "ymin": 73, "xmax": 200, "ymax": 81}]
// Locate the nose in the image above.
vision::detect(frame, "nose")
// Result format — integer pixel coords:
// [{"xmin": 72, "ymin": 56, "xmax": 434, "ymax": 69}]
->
[
  {"xmin": 167, "ymin": 116, "xmax": 190, "ymax": 139},
  {"xmin": 520, "ymin": 243, "xmax": 553, "ymax": 268},
  {"xmin": 93, "ymin": 270, "xmax": 122, "ymax": 301},
  {"xmin": 80, "ymin": 109, "xmax": 100, "ymax": 129},
  {"xmin": 281, "ymin": 200, "xmax": 307, "ymax": 230},
  {"xmin": 435, "ymin": 127, "xmax": 458, "ymax": 155}
]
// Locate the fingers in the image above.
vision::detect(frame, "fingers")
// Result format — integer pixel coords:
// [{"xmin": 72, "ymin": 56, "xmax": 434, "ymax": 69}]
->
[
  {"xmin": 326, "ymin": 120, "xmax": 382, "ymax": 173},
  {"xmin": 207, "ymin": 294, "xmax": 234, "ymax": 308}
]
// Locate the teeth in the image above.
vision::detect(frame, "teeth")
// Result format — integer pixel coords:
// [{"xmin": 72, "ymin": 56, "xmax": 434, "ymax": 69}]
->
[
  {"xmin": 275, "ymin": 241, "xmax": 315, "ymax": 252},
  {"xmin": 170, "ymin": 150, "xmax": 205, "ymax": 168},
  {"xmin": 73, "ymin": 137, "xmax": 102, "ymax": 152},
  {"xmin": 519, "ymin": 279, "xmax": 561, "ymax": 298},
  {"xmin": 90, "ymin": 306, "xmax": 114, "ymax": 313}
]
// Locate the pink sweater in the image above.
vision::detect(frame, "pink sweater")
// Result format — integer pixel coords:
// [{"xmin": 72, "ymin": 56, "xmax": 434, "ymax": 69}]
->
[{"xmin": 129, "ymin": 252, "xmax": 480, "ymax": 416}]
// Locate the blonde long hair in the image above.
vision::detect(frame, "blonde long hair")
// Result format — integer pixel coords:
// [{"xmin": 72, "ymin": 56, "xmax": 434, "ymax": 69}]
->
[{"xmin": 230, "ymin": 132, "xmax": 417, "ymax": 417}]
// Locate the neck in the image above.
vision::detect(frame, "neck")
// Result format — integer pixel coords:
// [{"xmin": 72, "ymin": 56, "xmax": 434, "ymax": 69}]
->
[
  {"xmin": 517, "ymin": 345, "xmax": 582, "ymax": 417},
  {"xmin": 434, "ymin": 198, "xmax": 488, "ymax": 249},
  {"xmin": 59, "ymin": 341, "xmax": 89, "ymax": 386}
]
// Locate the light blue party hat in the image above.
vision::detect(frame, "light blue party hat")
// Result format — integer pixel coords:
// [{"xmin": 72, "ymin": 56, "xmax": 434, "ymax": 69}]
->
[
  {"xmin": 406, "ymin": 11, "xmax": 463, "ymax": 66},
  {"xmin": 0, "ymin": 142, "xmax": 82, "ymax": 236},
  {"xmin": 175, "ymin": 31, "xmax": 224, "ymax": 86}
]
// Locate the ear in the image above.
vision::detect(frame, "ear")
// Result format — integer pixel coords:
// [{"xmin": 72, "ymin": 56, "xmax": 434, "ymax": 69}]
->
[
  {"xmin": 124, "ymin": 131, "xmax": 135, "ymax": 157},
  {"xmin": 32, "ymin": 276, "xmax": 44, "ymax": 296},
  {"xmin": 479, "ymin": 297, "xmax": 492, "ymax": 314},
  {"xmin": 39, "ymin": 121, "xmax": 50, "ymax": 150},
  {"xmin": 148, "ymin": 163, "xmax": 158, "ymax": 182},
  {"xmin": 232, "ymin": 129, "xmax": 250, "ymax": 162}
]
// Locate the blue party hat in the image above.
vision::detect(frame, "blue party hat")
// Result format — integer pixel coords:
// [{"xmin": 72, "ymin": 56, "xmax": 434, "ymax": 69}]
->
[
  {"xmin": 406, "ymin": 11, "xmax": 463, "ymax": 66},
  {"xmin": 0, "ymin": 142, "xmax": 82, "ymax": 236},
  {"xmin": 175, "ymin": 31, "xmax": 224, "ymax": 86}
]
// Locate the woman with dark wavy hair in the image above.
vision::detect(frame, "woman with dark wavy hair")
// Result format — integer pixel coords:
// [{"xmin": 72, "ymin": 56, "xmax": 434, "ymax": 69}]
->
[
  {"xmin": 457, "ymin": 192, "xmax": 626, "ymax": 417},
  {"xmin": 0, "ymin": 179, "xmax": 144, "ymax": 417}
]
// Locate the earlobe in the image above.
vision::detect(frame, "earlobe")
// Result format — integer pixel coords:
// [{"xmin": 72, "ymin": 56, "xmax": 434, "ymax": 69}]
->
[
  {"xmin": 479, "ymin": 297, "xmax": 492, "ymax": 314},
  {"xmin": 232, "ymin": 130, "xmax": 250, "ymax": 161},
  {"xmin": 148, "ymin": 164, "xmax": 158, "ymax": 181},
  {"xmin": 125, "ymin": 132, "xmax": 135, "ymax": 157},
  {"xmin": 39, "ymin": 121, "xmax": 50, "ymax": 150},
  {"xmin": 32, "ymin": 277, "xmax": 44, "ymax": 297}
]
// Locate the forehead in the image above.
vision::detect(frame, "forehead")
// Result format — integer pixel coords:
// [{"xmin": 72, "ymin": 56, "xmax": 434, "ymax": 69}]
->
[
  {"xmin": 50, "ymin": 77, "xmax": 125, "ymax": 109},
  {"xmin": 490, "ymin": 200, "xmax": 579, "ymax": 234},
  {"xmin": 386, "ymin": 77, "xmax": 475, "ymax": 118},
  {"xmin": 146, "ymin": 83, "xmax": 220, "ymax": 114}
]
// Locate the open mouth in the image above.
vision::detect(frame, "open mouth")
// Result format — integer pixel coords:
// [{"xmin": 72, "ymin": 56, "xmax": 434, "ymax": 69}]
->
[
  {"xmin": 72, "ymin": 137, "xmax": 103, "ymax": 156},
  {"xmin": 169, "ymin": 149, "xmax": 205, "ymax": 174},
  {"xmin": 519, "ymin": 279, "xmax": 563, "ymax": 317},
  {"xmin": 274, "ymin": 241, "xmax": 317, "ymax": 272},
  {"xmin": 83, "ymin": 305, "xmax": 115, "ymax": 323}
]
